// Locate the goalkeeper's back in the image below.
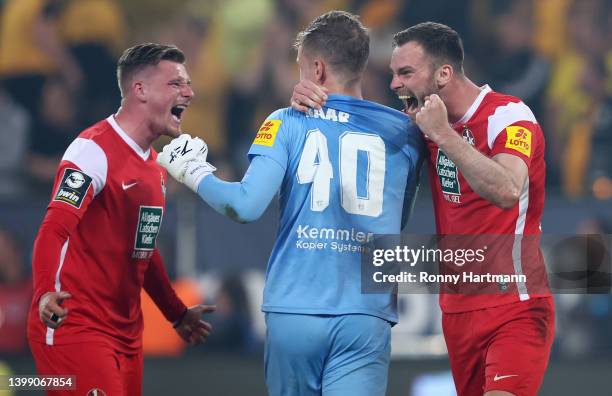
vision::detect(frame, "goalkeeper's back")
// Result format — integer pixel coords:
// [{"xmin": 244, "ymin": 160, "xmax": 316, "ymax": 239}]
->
[{"xmin": 247, "ymin": 94, "xmax": 424, "ymax": 323}]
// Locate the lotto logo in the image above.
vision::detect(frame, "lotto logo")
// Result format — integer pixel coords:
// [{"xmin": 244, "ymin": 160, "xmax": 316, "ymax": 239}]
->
[
  {"xmin": 259, "ymin": 121, "xmax": 276, "ymax": 131},
  {"xmin": 256, "ymin": 132, "xmax": 273, "ymax": 140},
  {"xmin": 253, "ymin": 120, "xmax": 281, "ymax": 147},
  {"xmin": 505, "ymin": 126, "xmax": 532, "ymax": 157}
]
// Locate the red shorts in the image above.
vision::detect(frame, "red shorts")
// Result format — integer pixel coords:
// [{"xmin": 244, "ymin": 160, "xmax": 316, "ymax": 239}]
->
[
  {"xmin": 442, "ymin": 297, "xmax": 555, "ymax": 396},
  {"xmin": 29, "ymin": 341, "xmax": 143, "ymax": 396}
]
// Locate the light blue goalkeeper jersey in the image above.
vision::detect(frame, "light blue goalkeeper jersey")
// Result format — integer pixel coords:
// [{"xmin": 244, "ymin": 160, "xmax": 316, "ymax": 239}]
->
[{"xmin": 248, "ymin": 94, "xmax": 424, "ymax": 324}]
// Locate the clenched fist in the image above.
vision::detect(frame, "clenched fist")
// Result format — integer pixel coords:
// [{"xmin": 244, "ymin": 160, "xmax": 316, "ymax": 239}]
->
[
  {"xmin": 415, "ymin": 94, "xmax": 453, "ymax": 144},
  {"xmin": 157, "ymin": 134, "xmax": 208, "ymax": 181},
  {"xmin": 157, "ymin": 134, "xmax": 216, "ymax": 192}
]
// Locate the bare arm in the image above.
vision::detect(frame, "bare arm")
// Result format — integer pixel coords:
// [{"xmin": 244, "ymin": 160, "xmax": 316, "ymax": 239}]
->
[{"xmin": 416, "ymin": 95, "xmax": 527, "ymax": 208}]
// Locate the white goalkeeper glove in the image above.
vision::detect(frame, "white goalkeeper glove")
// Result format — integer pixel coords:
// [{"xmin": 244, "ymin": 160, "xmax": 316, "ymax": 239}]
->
[
  {"xmin": 157, "ymin": 134, "xmax": 216, "ymax": 192},
  {"xmin": 181, "ymin": 159, "xmax": 216, "ymax": 192}
]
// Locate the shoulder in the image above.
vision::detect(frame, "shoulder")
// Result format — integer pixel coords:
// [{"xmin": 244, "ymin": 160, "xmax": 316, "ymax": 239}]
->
[
  {"xmin": 350, "ymin": 98, "xmax": 411, "ymax": 125},
  {"xmin": 265, "ymin": 107, "xmax": 304, "ymax": 124},
  {"xmin": 77, "ymin": 118, "xmax": 114, "ymax": 140},
  {"xmin": 66, "ymin": 120, "xmax": 113, "ymax": 161},
  {"xmin": 259, "ymin": 107, "xmax": 304, "ymax": 137},
  {"xmin": 62, "ymin": 120, "xmax": 112, "ymax": 195},
  {"xmin": 483, "ymin": 91, "xmax": 537, "ymax": 123},
  {"xmin": 488, "ymin": 91, "xmax": 534, "ymax": 112},
  {"xmin": 482, "ymin": 91, "xmax": 539, "ymax": 148},
  {"xmin": 347, "ymin": 99, "xmax": 423, "ymax": 156},
  {"xmin": 355, "ymin": 99, "xmax": 419, "ymax": 137},
  {"xmin": 366, "ymin": 101, "xmax": 419, "ymax": 141}
]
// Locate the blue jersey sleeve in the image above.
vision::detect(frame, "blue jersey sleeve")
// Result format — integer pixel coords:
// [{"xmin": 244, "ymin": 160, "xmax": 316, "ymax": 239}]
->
[
  {"xmin": 247, "ymin": 109, "xmax": 293, "ymax": 170},
  {"xmin": 197, "ymin": 155, "xmax": 285, "ymax": 223}
]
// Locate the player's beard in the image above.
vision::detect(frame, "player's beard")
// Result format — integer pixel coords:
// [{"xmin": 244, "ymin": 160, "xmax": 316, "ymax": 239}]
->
[{"xmin": 399, "ymin": 76, "xmax": 439, "ymax": 121}]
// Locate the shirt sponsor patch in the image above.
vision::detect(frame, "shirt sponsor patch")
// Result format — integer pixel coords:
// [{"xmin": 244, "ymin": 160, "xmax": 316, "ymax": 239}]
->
[
  {"xmin": 505, "ymin": 126, "xmax": 532, "ymax": 157},
  {"xmin": 436, "ymin": 149, "xmax": 461, "ymax": 197},
  {"xmin": 253, "ymin": 120, "xmax": 281, "ymax": 147},
  {"xmin": 53, "ymin": 168, "xmax": 92, "ymax": 209},
  {"xmin": 133, "ymin": 206, "xmax": 163, "ymax": 252}
]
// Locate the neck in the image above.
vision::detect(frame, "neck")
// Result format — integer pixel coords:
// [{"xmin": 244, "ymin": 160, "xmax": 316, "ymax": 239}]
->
[
  {"xmin": 114, "ymin": 101, "xmax": 154, "ymax": 151},
  {"xmin": 322, "ymin": 77, "xmax": 363, "ymax": 99},
  {"xmin": 440, "ymin": 75, "xmax": 481, "ymax": 124},
  {"xmin": 333, "ymin": 85, "xmax": 362, "ymax": 99}
]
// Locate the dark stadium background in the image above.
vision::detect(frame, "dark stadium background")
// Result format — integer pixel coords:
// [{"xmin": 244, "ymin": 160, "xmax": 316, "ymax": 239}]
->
[{"xmin": 0, "ymin": 0, "xmax": 611, "ymax": 395}]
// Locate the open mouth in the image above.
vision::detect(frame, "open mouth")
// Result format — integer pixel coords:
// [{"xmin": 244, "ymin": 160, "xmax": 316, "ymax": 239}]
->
[
  {"xmin": 398, "ymin": 94, "xmax": 419, "ymax": 114},
  {"xmin": 170, "ymin": 105, "xmax": 187, "ymax": 123}
]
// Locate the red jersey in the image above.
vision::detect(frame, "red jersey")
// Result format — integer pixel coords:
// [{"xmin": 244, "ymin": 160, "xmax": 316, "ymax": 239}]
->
[
  {"xmin": 427, "ymin": 86, "xmax": 549, "ymax": 313},
  {"xmin": 28, "ymin": 115, "xmax": 185, "ymax": 353}
]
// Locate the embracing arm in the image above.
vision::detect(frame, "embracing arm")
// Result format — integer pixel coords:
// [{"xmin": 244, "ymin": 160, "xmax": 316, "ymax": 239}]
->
[{"xmin": 196, "ymin": 155, "xmax": 285, "ymax": 223}]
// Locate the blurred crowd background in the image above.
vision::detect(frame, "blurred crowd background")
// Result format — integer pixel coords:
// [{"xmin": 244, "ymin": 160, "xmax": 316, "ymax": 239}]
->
[{"xmin": 0, "ymin": 0, "xmax": 611, "ymax": 394}]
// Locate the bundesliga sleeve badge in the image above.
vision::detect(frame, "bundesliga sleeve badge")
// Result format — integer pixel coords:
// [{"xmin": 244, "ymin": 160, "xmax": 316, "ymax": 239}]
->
[
  {"xmin": 53, "ymin": 168, "xmax": 93, "ymax": 208},
  {"xmin": 253, "ymin": 120, "xmax": 282, "ymax": 147}
]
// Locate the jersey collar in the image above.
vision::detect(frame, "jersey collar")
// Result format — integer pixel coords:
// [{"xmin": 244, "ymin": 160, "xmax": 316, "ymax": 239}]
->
[
  {"xmin": 453, "ymin": 84, "xmax": 492, "ymax": 127},
  {"xmin": 106, "ymin": 115, "xmax": 151, "ymax": 161}
]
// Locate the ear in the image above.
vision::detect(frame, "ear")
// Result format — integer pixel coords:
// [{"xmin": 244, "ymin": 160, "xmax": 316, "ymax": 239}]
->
[
  {"xmin": 436, "ymin": 64, "xmax": 453, "ymax": 88},
  {"xmin": 313, "ymin": 58, "xmax": 326, "ymax": 85},
  {"xmin": 130, "ymin": 80, "xmax": 147, "ymax": 102}
]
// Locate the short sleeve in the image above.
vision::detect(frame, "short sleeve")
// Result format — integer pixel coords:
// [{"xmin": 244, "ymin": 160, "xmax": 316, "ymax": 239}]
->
[
  {"xmin": 48, "ymin": 138, "xmax": 107, "ymax": 218},
  {"xmin": 491, "ymin": 121, "xmax": 538, "ymax": 168},
  {"xmin": 486, "ymin": 100, "xmax": 539, "ymax": 168},
  {"xmin": 247, "ymin": 109, "xmax": 291, "ymax": 171}
]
